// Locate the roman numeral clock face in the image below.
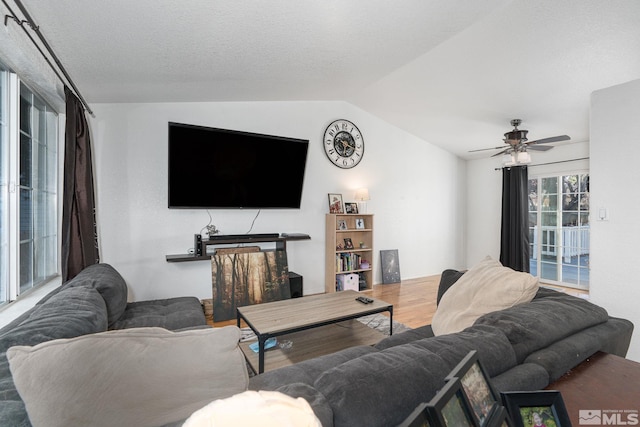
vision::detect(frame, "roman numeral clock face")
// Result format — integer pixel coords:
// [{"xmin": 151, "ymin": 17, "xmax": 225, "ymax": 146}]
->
[{"xmin": 323, "ymin": 119, "xmax": 364, "ymax": 169}]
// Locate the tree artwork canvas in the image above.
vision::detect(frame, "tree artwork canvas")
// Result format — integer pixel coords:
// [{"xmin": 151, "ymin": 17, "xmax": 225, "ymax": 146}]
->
[{"xmin": 211, "ymin": 250, "xmax": 291, "ymax": 321}]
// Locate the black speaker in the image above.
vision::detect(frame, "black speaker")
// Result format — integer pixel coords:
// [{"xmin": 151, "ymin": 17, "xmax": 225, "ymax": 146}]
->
[
  {"xmin": 194, "ymin": 234, "xmax": 202, "ymax": 256},
  {"xmin": 289, "ymin": 272, "xmax": 303, "ymax": 298}
]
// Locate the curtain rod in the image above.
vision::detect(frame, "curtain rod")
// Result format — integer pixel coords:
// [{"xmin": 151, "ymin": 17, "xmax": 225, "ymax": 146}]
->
[
  {"xmin": 3, "ymin": 0, "xmax": 94, "ymax": 116},
  {"xmin": 494, "ymin": 157, "xmax": 589, "ymax": 171}
]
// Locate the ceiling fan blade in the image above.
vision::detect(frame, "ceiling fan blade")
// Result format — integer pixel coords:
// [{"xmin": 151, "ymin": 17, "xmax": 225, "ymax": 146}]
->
[
  {"xmin": 527, "ymin": 135, "xmax": 570, "ymax": 145},
  {"xmin": 527, "ymin": 145, "xmax": 554, "ymax": 152},
  {"xmin": 468, "ymin": 146, "xmax": 506, "ymax": 153},
  {"xmin": 491, "ymin": 148, "xmax": 512, "ymax": 157}
]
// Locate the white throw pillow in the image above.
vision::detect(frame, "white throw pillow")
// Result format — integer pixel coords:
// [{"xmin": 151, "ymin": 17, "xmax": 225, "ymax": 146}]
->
[
  {"xmin": 183, "ymin": 390, "xmax": 322, "ymax": 427},
  {"xmin": 7, "ymin": 326, "xmax": 248, "ymax": 427},
  {"xmin": 431, "ymin": 256, "xmax": 539, "ymax": 336}
]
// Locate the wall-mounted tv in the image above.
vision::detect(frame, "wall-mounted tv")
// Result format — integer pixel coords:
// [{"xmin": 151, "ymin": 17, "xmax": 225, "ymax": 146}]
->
[{"xmin": 168, "ymin": 122, "xmax": 309, "ymax": 209}]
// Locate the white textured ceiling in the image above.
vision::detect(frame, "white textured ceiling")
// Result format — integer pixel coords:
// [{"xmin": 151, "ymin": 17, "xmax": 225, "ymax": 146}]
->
[{"xmin": 20, "ymin": 0, "xmax": 640, "ymax": 158}]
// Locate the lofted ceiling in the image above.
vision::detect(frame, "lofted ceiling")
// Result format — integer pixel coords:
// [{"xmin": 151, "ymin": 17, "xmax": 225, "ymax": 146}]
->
[{"xmin": 20, "ymin": 0, "xmax": 640, "ymax": 159}]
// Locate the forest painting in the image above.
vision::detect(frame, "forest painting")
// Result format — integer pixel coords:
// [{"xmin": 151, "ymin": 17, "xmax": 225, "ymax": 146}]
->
[{"xmin": 211, "ymin": 250, "xmax": 291, "ymax": 321}]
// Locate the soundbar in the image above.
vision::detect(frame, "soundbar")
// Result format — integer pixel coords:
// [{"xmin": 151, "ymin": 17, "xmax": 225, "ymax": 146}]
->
[{"xmin": 206, "ymin": 233, "xmax": 280, "ymax": 240}]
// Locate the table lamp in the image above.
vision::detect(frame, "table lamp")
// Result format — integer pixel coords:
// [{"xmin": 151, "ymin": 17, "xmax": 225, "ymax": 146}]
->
[{"xmin": 355, "ymin": 188, "xmax": 370, "ymax": 214}]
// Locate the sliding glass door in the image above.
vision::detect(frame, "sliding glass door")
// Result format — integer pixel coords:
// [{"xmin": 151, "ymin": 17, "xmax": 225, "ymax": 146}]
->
[{"xmin": 528, "ymin": 173, "xmax": 590, "ymax": 289}]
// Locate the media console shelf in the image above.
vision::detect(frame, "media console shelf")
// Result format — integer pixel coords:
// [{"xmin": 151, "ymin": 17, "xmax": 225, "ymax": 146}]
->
[{"xmin": 165, "ymin": 233, "xmax": 310, "ymax": 263}]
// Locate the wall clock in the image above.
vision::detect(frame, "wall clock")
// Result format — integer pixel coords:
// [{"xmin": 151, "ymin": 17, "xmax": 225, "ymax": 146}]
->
[{"xmin": 323, "ymin": 119, "xmax": 364, "ymax": 169}]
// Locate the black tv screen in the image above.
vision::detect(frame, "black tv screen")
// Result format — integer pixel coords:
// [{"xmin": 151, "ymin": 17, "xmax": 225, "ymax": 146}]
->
[{"xmin": 168, "ymin": 122, "xmax": 309, "ymax": 209}]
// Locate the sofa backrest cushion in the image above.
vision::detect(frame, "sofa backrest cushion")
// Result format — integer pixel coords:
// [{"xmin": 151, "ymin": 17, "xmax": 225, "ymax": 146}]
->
[
  {"xmin": 314, "ymin": 345, "xmax": 450, "ymax": 427},
  {"xmin": 0, "ymin": 285, "xmax": 108, "ymax": 354},
  {"xmin": 474, "ymin": 288, "xmax": 610, "ymax": 363},
  {"xmin": 0, "ymin": 285, "xmax": 109, "ymax": 426},
  {"xmin": 409, "ymin": 324, "xmax": 517, "ymax": 378},
  {"xmin": 64, "ymin": 263, "xmax": 128, "ymax": 327},
  {"xmin": 437, "ymin": 269, "xmax": 465, "ymax": 305},
  {"xmin": 7, "ymin": 326, "xmax": 248, "ymax": 427},
  {"xmin": 432, "ymin": 257, "xmax": 539, "ymax": 336}
]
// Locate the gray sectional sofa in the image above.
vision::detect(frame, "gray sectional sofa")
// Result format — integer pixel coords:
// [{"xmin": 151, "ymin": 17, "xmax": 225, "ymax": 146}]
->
[
  {"xmin": 250, "ymin": 269, "xmax": 634, "ymax": 427},
  {"xmin": 0, "ymin": 263, "xmax": 208, "ymax": 426},
  {"xmin": 0, "ymin": 263, "xmax": 634, "ymax": 427}
]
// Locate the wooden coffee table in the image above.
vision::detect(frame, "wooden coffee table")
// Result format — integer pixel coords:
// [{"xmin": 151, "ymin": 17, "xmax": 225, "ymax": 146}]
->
[
  {"xmin": 237, "ymin": 290, "xmax": 393, "ymax": 373},
  {"xmin": 546, "ymin": 352, "xmax": 640, "ymax": 425}
]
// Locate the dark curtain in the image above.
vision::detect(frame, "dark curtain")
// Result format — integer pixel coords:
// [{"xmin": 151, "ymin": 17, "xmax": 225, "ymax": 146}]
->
[
  {"xmin": 62, "ymin": 86, "xmax": 99, "ymax": 281},
  {"xmin": 500, "ymin": 165, "xmax": 530, "ymax": 272}
]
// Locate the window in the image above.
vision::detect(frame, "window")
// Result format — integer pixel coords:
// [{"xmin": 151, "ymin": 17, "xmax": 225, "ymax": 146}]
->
[
  {"xmin": 528, "ymin": 173, "xmax": 590, "ymax": 288},
  {"xmin": 0, "ymin": 64, "xmax": 58, "ymax": 305}
]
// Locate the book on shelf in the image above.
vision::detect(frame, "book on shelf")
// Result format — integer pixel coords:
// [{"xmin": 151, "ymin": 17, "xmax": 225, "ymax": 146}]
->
[{"xmin": 335, "ymin": 252, "xmax": 363, "ymax": 272}]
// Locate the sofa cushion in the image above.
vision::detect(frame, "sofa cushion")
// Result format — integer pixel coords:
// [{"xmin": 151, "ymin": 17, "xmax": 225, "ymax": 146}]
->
[
  {"xmin": 409, "ymin": 324, "xmax": 517, "ymax": 378},
  {"xmin": 437, "ymin": 269, "xmax": 465, "ymax": 305},
  {"xmin": 474, "ymin": 288, "xmax": 610, "ymax": 363},
  {"xmin": 490, "ymin": 363, "xmax": 550, "ymax": 392},
  {"xmin": 314, "ymin": 346, "xmax": 450, "ymax": 427},
  {"xmin": 7, "ymin": 326, "xmax": 248, "ymax": 427},
  {"xmin": 0, "ymin": 285, "xmax": 108, "ymax": 426},
  {"xmin": 63, "ymin": 263, "xmax": 128, "ymax": 327},
  {"xmin": 110, "ymin": 296, "xmax": 207, "ymax": 330},
  {"xmin": 374, "ymin": 324, "xmax": 434, "ymax": 350},
  {"xmin": 273, "ymin": 383, "xmax": 333, "ymax": 427},
  {"xmin": 431, "ymin": 256, "xmax": 539, "ymax": 336},
  {"xmin": 0, "ymin": 286, "xmax": 108, "ymax": 354},
  {"xmin": 249, "ymin": 345, "xmax": 378, "ymax": 391}
]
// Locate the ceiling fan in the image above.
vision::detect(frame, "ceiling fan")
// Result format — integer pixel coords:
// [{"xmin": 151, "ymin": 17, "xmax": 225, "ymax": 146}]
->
[{"xmin": 470, "ymin": 119, "xmax": 570, "ymax": 165}]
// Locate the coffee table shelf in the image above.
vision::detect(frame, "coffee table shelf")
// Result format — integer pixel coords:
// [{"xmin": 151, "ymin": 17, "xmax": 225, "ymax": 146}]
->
[
  {"xmin": 237, "ymin": 290, "xmax": 392, "ymax": 373},
  {"xmin": 239, "ymin": 319, "xmax": 385, "ymax": 373}
]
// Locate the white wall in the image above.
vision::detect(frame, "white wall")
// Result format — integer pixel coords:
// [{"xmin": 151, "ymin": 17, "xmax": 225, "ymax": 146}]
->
[
  {"xmin": 590, "ymin": 79, "xmax": 640, "ymax": 362},
  {"xmin": 465, "ymin": 142, "xmax": 590, "ymax": 267},
  {"xmin": 90, "ymin": 101, "xmax": 466, "ymax": 301}
]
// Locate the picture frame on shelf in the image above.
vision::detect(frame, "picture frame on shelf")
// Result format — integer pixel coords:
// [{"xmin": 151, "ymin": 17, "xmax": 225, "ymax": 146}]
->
[
  {"xmin": 426, "ymin": 377, "xmax": 477, "ymax": 426},
  {"xmin": 355, "ymin": 218, "xmax": 365, "ymax": 229},
  {"xmin": 345, "ymin": 202, "xmax": 359, "ymax": 214},
  {"xmin": 445, "ymin": 350, "xmax": 500, "ymax": 426},
  {"xmin": 328, "ymin": 193, "xmax": 344, "ymax": 214},
  {"xmin": 337, "ymin": 219, "xmax": 348, "ymax": 230},
  {"xmin": 501, "ymin": 391, "xmax": 570, "ymax": 427},
  {"xmin": 343, "ymin": 237, "xmax": 354, "ymax": 249}
]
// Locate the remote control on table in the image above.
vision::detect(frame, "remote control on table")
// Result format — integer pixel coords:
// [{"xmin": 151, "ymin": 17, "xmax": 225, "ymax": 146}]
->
[{"xmin": 355, "ymin": 296, "xmax": 373, "ymax": 304}]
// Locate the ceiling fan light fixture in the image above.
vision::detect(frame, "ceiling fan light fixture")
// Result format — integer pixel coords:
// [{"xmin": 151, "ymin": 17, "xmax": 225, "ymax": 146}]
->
[
  {"xmin": 517, "ymin": 151, "xmax": 531, "ymax": 164},
  {"xmin": 502, "ymin": 153, "xmax": 515, "ymax": 166}
]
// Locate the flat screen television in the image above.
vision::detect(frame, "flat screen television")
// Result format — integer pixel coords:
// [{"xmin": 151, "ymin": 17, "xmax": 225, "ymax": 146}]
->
[{"xmin": 168, "ymin": 122, "xmax": 309, "ymax": 209}]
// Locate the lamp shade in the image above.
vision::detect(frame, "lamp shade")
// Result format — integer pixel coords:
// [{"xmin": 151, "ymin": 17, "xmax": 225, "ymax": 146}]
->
[
  {"xmin": 517, "ymin": 151, "xmax": 531, "ymax": 164},
  {"xmin": 355, "ymin": 188, "xmax": 370, "ymax": 201}
]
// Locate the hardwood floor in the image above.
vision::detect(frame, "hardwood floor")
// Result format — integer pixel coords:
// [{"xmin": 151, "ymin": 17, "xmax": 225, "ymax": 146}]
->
[
  {"xmin": 211, "ymin": 275, "xmax": 588, "ymax": 329},
  {"xmin": 360, "ymin": 276, "xmax": 440, "ymax": 328},
  {"xmin": 210, "ymin": 275, "xmax": 440, "ymax": 329}
]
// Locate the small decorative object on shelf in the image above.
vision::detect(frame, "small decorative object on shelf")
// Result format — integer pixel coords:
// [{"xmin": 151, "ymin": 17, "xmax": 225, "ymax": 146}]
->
[
  {"xmin": 328, "ymin": 193, "xmax": 344, "ymax": 214},
  {"xmin": 343, "ymin": 238, "xmax": 354, "ymax": 249},
  {"xmin": 345, "ymin": 202, "xmax": 358, "ymax": 214},
  {"xmin": 336, "ymin": 273, "xmax": 359, "ymax": 291},
  {"xmin": 337, "ymin": 219, "xmax": 348, "ymax": 230},
  {"xmin": 205, "ymin": 224, "xmax": 220, "ymax": 239},
  {"xmin": 355, "ymin": 218, "xmax": 365, "ymax": 229}
]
